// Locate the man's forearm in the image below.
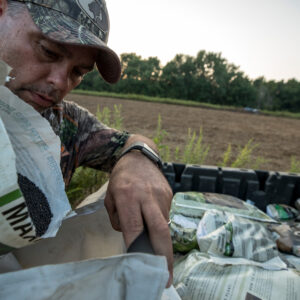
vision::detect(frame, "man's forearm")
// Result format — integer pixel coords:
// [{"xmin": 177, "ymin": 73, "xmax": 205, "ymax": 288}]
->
[
  {"xmin": 122, "ymin": 134, "xmax": 159, "ymax": 154},
  {"xmin": 116, "ymin": 134, "xmax": 163, "ymax": 171}
]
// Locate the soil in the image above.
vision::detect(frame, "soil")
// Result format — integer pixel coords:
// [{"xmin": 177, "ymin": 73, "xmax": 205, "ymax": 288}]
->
[{"xmin": 66, "ymin": 93, "xmax": 300, "ymax": 172}]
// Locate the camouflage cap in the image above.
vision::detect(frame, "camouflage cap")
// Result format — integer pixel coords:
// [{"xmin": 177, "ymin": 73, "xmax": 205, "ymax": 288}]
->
[{"xmin": 13, "ymin": 0, "xmax": 121, "ymax": 83}]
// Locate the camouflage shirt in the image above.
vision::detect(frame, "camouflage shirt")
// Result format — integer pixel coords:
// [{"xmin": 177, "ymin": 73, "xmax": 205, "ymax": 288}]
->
[{"xmin": 42, "ymin": 101, "xmax": 130, "ymax": 187}]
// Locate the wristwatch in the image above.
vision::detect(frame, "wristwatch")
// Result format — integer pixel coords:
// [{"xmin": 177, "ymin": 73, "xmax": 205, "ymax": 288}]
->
[{"xmin": 119, "ymin": 142, "xmax": 163, "ymax": 170}]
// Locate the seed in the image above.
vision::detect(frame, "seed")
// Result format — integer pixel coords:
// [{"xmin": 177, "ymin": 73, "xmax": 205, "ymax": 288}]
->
[{"xmin": 17, "ymin": 173, "xmax": 53, "ymax": 237}]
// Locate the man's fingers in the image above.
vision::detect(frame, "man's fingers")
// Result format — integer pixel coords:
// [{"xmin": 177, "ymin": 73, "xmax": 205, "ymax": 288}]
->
[
  {"xmin": 104, "ymin": 190, "xmax": 121, "ymax": 231},
  {"xmin": 142, "ymin": 200, "xmax": 173, "ymax": 288},
  {"xmin": 114, "ymin": 191, "xmax": 144, "ymax": 248},
  {"xmin": 105, "ymin": 183, "xmax": 145, "ymax": 246}
]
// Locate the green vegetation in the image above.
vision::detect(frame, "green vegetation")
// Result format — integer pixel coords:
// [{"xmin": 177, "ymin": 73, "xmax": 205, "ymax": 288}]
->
[
  {"xmin": 66, "ymin": 167, "xmax": 108, "ymax": 208},
  {"xmin": 230, "ymin": 140, "xmax": 262, "ymax": 169},
  {"xmin": 96, "ymin": 104, "xmax": 123, "ymax": 130},
  {"xmin": 72, "ymin": 90, "xmax": 234, "ymax": 110},
  {"xmin": 260, "ymin": 110, "xmax": 300, "ymax": 120},
  {"xmin": 66, "ymin": 105, "xmax": 299, "ymax": 207},
  {"xmin": 220, "ymin": 144, "xmax": 232, "ymax": 168},
  {"xmin": 153, "ymin": 118, "xmax": 267, "ymax": 170},
  {"xmin": 153, "ymin": 114, "xmax": 170, "ymax": 162},
  {"xmin": 76, "ymin": 50, "xmax": 300, "ymax": 114},
  {"xmin": 66, "ymin": 104, "xmax": 121, "ymax": 208},
  {"xmin": 72, "ymin": 89, "xmax": 300, "ymax": 120},
  {"xmin": 153, "ymin": 123, "xmax": 210, "ymax": 165},
  {"xmin": 290, "ymin": 157, "xmax": 300, "ymax": 173},
  {"xmin": 180, "ymin": 128, "xmax": 210, "ymax": 165}
]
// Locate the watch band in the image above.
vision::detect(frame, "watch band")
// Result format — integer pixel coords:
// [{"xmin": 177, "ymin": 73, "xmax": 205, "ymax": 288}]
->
[{"xmin": 118, "ymin": 142, "xmax": 163, "ymax": 170}]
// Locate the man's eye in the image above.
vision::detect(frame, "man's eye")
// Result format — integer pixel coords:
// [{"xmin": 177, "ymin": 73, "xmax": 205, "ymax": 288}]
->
[{"xmin": 40, "ymin": 44, "xmax": 59, "ymax": 60}]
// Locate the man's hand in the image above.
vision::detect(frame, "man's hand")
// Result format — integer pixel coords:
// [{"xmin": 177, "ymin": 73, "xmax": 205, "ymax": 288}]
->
[{"xmin": 104, "ymin": 136, "xmax": 173, "ymax": 287}]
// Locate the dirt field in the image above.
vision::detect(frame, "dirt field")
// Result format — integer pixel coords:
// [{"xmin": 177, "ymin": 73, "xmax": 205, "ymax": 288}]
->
[{"xmin": 67, "ymin": 93, "xmax": 300, "ymax": 172}]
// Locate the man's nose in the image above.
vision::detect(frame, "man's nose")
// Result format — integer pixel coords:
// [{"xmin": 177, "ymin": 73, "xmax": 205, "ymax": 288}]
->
[{"xmin": 46, "ymin": 63, "xmax": 71, "ymax": 94}]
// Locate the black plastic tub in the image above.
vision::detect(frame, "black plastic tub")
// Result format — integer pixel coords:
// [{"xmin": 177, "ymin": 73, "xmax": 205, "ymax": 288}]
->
[{"xmin": 162, "ymin": 163, "xmax": 300, "ymax": 212}]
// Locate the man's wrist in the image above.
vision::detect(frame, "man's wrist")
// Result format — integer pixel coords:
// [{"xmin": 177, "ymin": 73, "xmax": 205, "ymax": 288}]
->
[{"xmin": 118, "ymin": 141, "xmax": 163, "ymax": 170}]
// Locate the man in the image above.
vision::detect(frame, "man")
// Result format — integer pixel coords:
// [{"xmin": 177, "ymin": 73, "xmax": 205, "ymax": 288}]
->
[{"xmin": 0, "ymin": 0, "xmax": 173, "ymax": 286}]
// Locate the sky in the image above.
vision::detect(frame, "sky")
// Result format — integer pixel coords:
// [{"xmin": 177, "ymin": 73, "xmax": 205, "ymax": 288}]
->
[{"xmin": 106, "ymin": 0, "xmax": 300, "ymax": 82}]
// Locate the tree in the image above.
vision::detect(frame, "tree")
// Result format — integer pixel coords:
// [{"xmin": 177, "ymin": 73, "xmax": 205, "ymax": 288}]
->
[
  {"xmin": 76, "ymin": 50, "xmax": 300, "ymax": 113},
  {"xmin": 160, "ymin": 54, "xmax": 192, "ymax": 99},
  {"xmin": 110, "ymin": 53, "xmax": 162, "ymax": 96}
]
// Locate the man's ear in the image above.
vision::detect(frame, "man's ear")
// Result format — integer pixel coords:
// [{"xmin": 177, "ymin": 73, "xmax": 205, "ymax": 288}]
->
[{"xmin": 0, "ymin": 0, "xmax": 8, "ymax": 16}]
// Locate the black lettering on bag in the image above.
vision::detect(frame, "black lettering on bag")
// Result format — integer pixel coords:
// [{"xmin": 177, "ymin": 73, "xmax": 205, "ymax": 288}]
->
[
  {"xmin": 2, "ymin": 202, "xmax": 36, "ymax": 241},
  {"xmin": 2, "ymin": 202, "xmax": 28, "ymax": 226},
  {"xmin": 14, "ymin": 223, "xmax": 33, "ymax": 237}
]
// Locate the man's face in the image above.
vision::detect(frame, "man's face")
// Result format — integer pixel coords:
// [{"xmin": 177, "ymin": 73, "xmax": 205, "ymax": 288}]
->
[{"xmin": 0, "ymin": 4, "xmax": 98, "ymax": 112}]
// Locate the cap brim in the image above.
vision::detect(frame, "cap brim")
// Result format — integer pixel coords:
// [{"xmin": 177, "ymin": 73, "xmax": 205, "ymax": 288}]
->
[{"xmin": 25, "ymin": 4, "xmax": 121, "ymax": 84}]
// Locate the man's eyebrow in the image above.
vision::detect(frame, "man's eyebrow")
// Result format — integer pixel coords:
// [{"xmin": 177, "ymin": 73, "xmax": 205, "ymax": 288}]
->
[
  {"xmin": 38, "ymin": 34, "xmax": 73, "ymax": 57},
  {"xmin": 45, "ymin": 38, "xmax": 96, "ymax": 71}
]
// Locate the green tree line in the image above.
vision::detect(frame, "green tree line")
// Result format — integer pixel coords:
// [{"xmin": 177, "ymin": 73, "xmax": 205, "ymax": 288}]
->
[{"xmin": 77, "ymin": 50, "xmax": 300, "ymax": 112}]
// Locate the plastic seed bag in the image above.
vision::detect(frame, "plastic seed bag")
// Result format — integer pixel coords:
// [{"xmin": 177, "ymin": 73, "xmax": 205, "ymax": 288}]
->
[
  {"xmin": 173, "ymin": 251, "xmax": 299, "ymax": 300},
  {"xmin": 169, "ymin": 192, "xmax": 276, "ymax": 253},
  {"xmin": 169, "ymin": 213, "xmax": 200, "ymax": 253},
  {"xmin": 266, "ymin": 204, "xmax": 299, "ymax": 221},
  {"xmin": 172, "ymin": 192, "xmax": 276, "ymax": 222},
  {"xmin": 0, "ymin": 60, "xmax": 71, "ymax": 254},
  {"xmin": 196, "ymin": 210, "xmax": 279, "ymax": 262}
]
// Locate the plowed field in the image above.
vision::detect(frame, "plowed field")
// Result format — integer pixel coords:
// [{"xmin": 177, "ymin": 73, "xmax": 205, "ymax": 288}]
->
[{"xmin": 67, "ymin": 93, "xmax": 300, "ymax": 172}]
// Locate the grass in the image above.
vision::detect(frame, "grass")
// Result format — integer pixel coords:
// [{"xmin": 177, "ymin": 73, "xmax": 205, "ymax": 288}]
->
[
  {"xmin": 72, "ymin": 89, "xmax": 300, "ymax": 120},
  {"xmin": 181, "ymin": 128, "xmax": 210, "ymax": 165},
  {"xmin": 153, "ymin": 117, "xmax": 267, "ymax": 170},
  {"xmin": 261, "ymin": 109, "xmax": 300, "ymax": 120},
  {"xmin": 96, "ymin": 104, "xmax": 123, "ymax": 130},
  {"xmin": 66, "ymin": 104, "xmax": 300, "ymax": 207},
  {"xmin": 220, "ymin": 144, "xmax": 232, "ymax": 168},
  {"xmin": 66, "ymin": 104, "xmax": 121, "ymax": 208},
  {"xmin": 153, "ymin": 114, "xmax": 171, "ymax": 162},
  {"xmin": 220, "ymin": 139, "xmax": 267, "ymax": 170},
  {"xmin": 72, "ymin": 90, "xmax": 246, "ymax": 112},
  {"xmin": 290, "ymin": 156, "xmax": 300, "ymax": 173},
  {"xmin": 66, "ymin": 167, "xmax": 108, "ymax": 208}
]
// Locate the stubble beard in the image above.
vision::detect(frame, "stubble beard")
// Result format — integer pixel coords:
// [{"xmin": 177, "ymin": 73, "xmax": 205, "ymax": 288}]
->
[{"xmin": 6, "ymin": 80, "xmax": 62, "ymax": 113}]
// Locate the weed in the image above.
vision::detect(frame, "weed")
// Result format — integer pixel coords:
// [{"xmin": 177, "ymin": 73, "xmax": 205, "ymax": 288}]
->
[
  {"xmin": 153, "ymin": 118, "xmax": 210, "ymax": 165},
  {"xmin": 96, "ymin": 106, "xmax": 111, "ymax": 126},
  {"xmin": 67, "ymin": 104, "xmax": 123, "ymax": 207},
  {"xmin": 220, "ymin": 144, "xmax": 232, "ymax": 167},
  {"xmin": 152, "ymin": 115, "xmax": 264, "ymax": 169},
  {"xmin": 96, "ymin": 104, "xmax": 123, "ymax": 130},
  {"xmin": 66, "ymin": 167, "xmax": 108, "ymax": 208},
  {"xmin": 231, "ymin": 139, "xmax": 258, "ymax": 168},
  {"xmin": 289, "ymin": 156, "xmax": 300, "ymax": 173},
  {"xmin": 112, "ymin": 104, "xmax": 123, "ymax": 130},
  {"xmin": 251, "ymin": 156, "xmax": 269, "ymax": 170},
  {"xmin": 219, "ymin": 141, "xmax": 267, "ymax": 170},
  {"xmin": 174, "ymin": 146, "xmax": 181, "ymax": 162},
  {"xmin": 153, "ymin": 114, "xmax": 170, "ymax": 162},
  {"xmin": 181, "ymin": 128, "xmax": 210, "ymax": 165}
]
